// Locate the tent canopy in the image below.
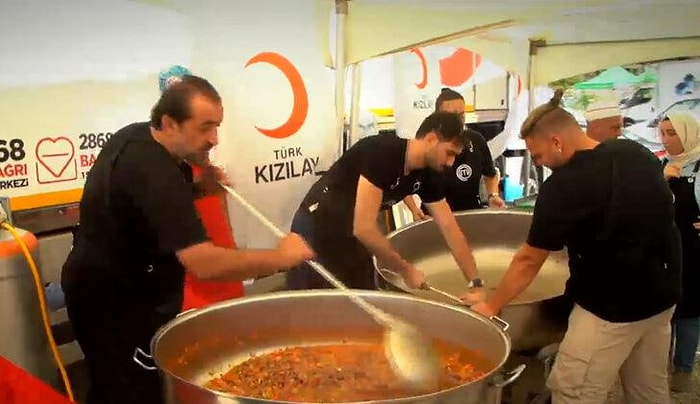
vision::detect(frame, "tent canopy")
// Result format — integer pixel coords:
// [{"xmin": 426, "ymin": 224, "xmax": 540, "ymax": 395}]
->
[
  {"xmin": 636, "ymin": 69, "xmax": 659, "ymax": 84},
  {"xmin": 339, "ymin": 0, "xmax": 700, "ymax": 85},
  {"xmin": 573, "ymin": 66, "xmax": 641, "ymax": 89},
  {"xmin": 135, "ymin": 0, "xmax": 700, "ymax": 85}
]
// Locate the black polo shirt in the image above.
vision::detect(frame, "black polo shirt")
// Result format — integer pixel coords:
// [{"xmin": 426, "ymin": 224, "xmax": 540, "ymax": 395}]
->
[{"xmin": 443, "ymin": 130, "xmax": 497, "ymax": 211}]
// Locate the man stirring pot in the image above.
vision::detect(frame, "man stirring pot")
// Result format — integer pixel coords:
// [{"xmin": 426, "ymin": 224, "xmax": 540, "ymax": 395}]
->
[
  {"xmin": 470, "ymin": 90, "xmax": 681, "ymax": 404},
  {"xmin": 61, "ymin": 75, "xmax": 313, "ymax": 404}
]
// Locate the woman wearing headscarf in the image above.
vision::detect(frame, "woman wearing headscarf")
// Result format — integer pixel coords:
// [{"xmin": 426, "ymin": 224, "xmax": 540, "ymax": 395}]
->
[{"xmin": 661, "ymin": 111, "xmax": 700, "ymax": 392}]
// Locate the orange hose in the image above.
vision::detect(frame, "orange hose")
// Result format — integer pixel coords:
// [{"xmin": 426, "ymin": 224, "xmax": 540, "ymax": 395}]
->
[{"xmin": 3, "ymin": 222, "xmax": 74, "ymax": 401}]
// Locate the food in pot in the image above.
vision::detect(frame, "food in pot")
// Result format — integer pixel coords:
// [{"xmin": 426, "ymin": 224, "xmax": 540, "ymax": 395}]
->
[
  {"xmin": 414, "ymin": 247, "xmax": 567, "ymax": 303},
  {"xmin": 206, "ymin": 340, "xmax": 491, "ymax": 402}
]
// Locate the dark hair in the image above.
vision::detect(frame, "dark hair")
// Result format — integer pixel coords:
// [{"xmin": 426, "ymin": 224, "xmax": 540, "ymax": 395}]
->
[
  {"xmin": 519, "ymin": 89, "xmax": 578, "ymax": 139},
  {"xmin": 150, "ymin": 75, "xmax": 222, "ymax": 129},
  {"xmin": 435, "ymin": 88, "xmax": 464, "ymax": 112},
  {"xmin": 415, "ymin": 111, "xmax": 468, "ymax": 147}
]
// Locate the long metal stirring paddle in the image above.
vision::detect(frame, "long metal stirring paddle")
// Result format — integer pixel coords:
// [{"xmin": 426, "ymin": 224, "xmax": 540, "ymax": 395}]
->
[{"xmin": 219, "ymin": 183, "xmax": 442, "ymax": 389}]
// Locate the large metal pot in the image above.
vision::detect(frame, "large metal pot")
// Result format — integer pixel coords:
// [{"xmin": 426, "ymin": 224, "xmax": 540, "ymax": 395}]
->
[
  {"xmin": 374, "ymin": 210, "xmax": 572, "ymax": 352},
  {"xmin": 150, "ymin": 290, "xmax": 525, "ymax": 403}
]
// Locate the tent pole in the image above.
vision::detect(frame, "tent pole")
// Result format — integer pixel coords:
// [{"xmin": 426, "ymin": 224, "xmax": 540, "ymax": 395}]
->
[
  {"xmin": 348, "ymin": 63, "xmax": 362, "ymax": 150},
  {"xmin": 334, "ymin": 0, "xmax": 348, "ymax": 158},
  {"xmin": 523, "ymin": 39, "xmax": 546, "ymax": 196}
]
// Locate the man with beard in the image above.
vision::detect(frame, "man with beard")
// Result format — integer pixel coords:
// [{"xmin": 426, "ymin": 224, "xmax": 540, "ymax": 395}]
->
[
  {"xmin": 470, "ymin": 90, "xmax": 680, "ymax": 403},
  {"xmin": 286, "ymin": 111, "xmax": 482, "ymax": 293},
  {"xmin": 61, "ymin": 75, "xmax": 313, "ymax": 404}
]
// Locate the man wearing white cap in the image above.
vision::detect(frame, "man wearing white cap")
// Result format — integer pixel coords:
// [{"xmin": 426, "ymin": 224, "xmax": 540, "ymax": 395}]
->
[{"xmin": 585, "ymin": 99, "xmax": 623, "ymax": 142}]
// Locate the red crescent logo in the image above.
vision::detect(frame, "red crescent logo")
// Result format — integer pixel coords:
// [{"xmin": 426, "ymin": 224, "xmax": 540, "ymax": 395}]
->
[
  {"xmin": 410, "ymin": 48, "xmax": 428, "ymax": 90},
  {"xmin": 439, "ymin": 48, "xmax": 482, "ymax": 87},
  {"xmin": 245, "ymin": 52, "xmax": 309, "ymax": 139}
]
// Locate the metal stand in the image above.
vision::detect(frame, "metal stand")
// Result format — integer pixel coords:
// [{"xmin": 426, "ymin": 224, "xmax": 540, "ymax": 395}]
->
[{"xmin": 528, "ymin": 343, "xmax": 559, "ymax": 404}]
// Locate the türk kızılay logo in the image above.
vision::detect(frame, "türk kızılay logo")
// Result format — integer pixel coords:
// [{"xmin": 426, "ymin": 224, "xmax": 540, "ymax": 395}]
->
[{"xmin": 245, "ymin": 52, "xmax": 319, "ymax": 184}]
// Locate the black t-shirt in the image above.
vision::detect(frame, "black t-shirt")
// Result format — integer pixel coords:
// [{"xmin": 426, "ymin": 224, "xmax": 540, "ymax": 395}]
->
[
  {"xmin": 63, "ymin": 122, "xmax": 208, "ymax": 308},
  {"xmin": 300, "ymin": 134, "xmax": 445, "ymax": 237},
  {"xmin": 443, "ymin": 131, "xmax": 497, "ymax": 211},
  {"xmin": 527, "ymin": 139, "xmax": 681, "ymax": 322}
]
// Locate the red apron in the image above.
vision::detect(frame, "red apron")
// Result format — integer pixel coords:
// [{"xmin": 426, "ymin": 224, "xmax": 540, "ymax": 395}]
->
[
  {"xmin": 182, "ymin": 166, "xmax": 244, "ymax": 311},
  {"xmin": 0, "ymin": 356, "xmax": 73, "ymax": 404}
]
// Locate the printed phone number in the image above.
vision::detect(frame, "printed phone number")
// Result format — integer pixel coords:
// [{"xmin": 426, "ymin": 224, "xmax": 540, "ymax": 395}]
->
[
  {"xmin": 0, "ymin": 139, "xmax": 27, "ymax": 163},
  {"xmin": 78, "ymin": 133, "xmax": 113, "ymax": 150}
]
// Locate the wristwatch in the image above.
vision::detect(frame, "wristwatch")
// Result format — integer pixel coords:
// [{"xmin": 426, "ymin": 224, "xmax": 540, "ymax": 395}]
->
[{"xmin": 468, "ymin": 278, "xmax": 484, "ymax": 288}]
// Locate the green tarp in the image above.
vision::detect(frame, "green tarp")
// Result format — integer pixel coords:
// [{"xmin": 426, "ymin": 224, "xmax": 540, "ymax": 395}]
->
[{"xmin": 574, "ymin": 66, "xmax": 641, "ymax": 89}]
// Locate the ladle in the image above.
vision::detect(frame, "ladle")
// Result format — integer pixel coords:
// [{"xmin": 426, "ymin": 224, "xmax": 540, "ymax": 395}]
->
[{"xmin": 220, "ymin": 183, "xmax": 442, "ymax": 389}]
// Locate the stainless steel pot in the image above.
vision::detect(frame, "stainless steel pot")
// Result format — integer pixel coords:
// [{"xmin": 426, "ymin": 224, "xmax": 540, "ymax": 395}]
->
[
  {"xmin": 374, "ymin": 210, "xmax": 572, "ymax": 352},
  {"xmin": 150, "ymin": 290, "xmax": 525, "ymax": 403}
]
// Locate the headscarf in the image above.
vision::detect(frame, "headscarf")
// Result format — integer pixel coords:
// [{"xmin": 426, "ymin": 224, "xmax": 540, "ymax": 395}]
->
[{"xmin": 666, "ymin": 111, "xmax": 700, "ymax": 169}]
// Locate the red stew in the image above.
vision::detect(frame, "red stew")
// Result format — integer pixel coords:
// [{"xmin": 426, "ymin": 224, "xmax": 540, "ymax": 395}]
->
[{"xmin": 206, "ymin": 341, "xmax": 491, "ymax": 402}]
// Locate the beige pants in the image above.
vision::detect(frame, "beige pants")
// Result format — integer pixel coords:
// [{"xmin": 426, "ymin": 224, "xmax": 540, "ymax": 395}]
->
[{"xmin": 547, "ymin": 304, "xmax": 675, "ymax": 404}]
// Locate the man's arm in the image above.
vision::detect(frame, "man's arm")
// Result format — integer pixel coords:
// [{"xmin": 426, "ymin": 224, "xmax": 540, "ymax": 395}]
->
[
  {"xmin": 125, "ymin": 146, "xmax": 313, "ymax": 282},
  {"xmin": 425, "ymin": 199, "xmax": 479, "ymax": 281},
  {"xmin": 353, "ymin": 175, "xmax": 414, "ymax": 277},
  {"xmin": 472, "ymin": 243, "xmax": 549, "ymax": 315},
  {"xmin": 177, "ymin": 235, "xmax": 312, "ymax": 281},
  {"xmin": 484, "ymin": 170, "xmax": 506, "ymax": 208},
  {"xmin": 402, "ymin": 195, "xmax": 428, "ymax": 221}
]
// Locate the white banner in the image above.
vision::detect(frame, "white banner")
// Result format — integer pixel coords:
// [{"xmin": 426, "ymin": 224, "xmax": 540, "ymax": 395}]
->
[
  {"xmin": 0, "ymin": 1, "xmax": 192, "ymax": 211},
  {"xmin": 657, "ymin": 59, "xmax": 700, "ymax": 110},
  {"xmin": 393, "ymin": 45, "xmax": 521, "ymax": 155},
  {"xmin": 189, "ymin": 0, "xmax": 337, "ymax": 249},
  {"xmin": 0, "ymin": 77, "xmax": 170, "ymax": 210}
]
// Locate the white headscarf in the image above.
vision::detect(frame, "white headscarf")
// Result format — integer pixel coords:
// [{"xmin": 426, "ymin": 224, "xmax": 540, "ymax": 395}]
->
[{"xmin": 666, "ymin": 112, "xmax": 700, "ymax": 169}]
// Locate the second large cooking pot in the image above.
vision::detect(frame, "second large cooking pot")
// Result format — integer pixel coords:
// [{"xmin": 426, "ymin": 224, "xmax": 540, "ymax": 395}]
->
[
  {"xmin": 374, "ymin": 209, "xmax": 572, "ymax": 352},
  {"xmin": 150, "ymin": 290, "xmax": 525, "ymax": 403}
]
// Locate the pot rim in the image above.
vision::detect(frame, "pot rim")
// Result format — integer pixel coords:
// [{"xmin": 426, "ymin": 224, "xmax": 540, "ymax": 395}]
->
[
  {"xmin": 151, "ymin": 289, "xmax": 513, "ymax": 404},
  {"xmin": 373, "ymin": 209, "xmax": 568, "ymax": 306},
  {"xmin": 373, "ymin": 209, "xmax": 534, "ymax": 277}
]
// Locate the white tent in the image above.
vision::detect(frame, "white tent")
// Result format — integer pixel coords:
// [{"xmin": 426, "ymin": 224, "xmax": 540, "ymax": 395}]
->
[
  {"xmin": 319, "ymin": 0, "xmax": 700, "ymax": 85},
  {"xmin": 137, "ymin": 0, "xmax": 700, "ymax": 137}
]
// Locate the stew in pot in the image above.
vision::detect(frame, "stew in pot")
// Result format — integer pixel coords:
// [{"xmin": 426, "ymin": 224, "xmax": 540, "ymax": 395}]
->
[{"xmin": 206, "ymin": 340, "xmax": 492, "ymax": 402}]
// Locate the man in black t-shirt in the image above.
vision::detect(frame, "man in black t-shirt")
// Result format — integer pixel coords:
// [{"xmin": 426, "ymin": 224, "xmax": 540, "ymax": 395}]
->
[
  {"xmin": 404, "ymin": 88, "xmax": 505, "ymax": 219},
  {"xmin": 61, "ymin": 76, "xmax": 313, "ymax": 404},
  {"xmin": 470, "ymin": 90, "xmax": 681, "ymax": 404},
  {"xmin": 445, "ymin": 127, "xmax": 501, "ymax": 210},
  {"xmin": 286, "ymin": 112, "xmax": 483, "ymax": 292}
]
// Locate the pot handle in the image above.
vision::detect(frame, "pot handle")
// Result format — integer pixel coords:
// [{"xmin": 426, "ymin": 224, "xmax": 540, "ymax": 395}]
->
[
  {"xmin": 489, "ymin": 315, "xmax": 509, "ymax": 332},
  {"xmin": 490, "ymin": 364, "xmax": 526, "ymax": 388},
  {"xmin": 177, "ymin": 308, "xmax": 197, "ymax": 318},
  {"xmin": 133, "ymin": 347, "xmax": 158, "ymax": 371}
]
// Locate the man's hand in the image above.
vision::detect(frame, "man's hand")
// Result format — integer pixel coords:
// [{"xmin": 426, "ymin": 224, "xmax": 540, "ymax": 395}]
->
[
  {"xmin": 470, "ymin": 301, "xmax": 498, "ymax": 317},
  {"xmin": 664, "ymin": 164, "xmax": 681, "ymax": 180},
  {"xmin": 694, "ymin": 216, "xmax": 700, "ymax": 232},
  {"xmin": 196, "ymin": 164, "xmax": 230, "ymax": 196},
  {"xmin": 278, "ymin": 233, "xmax": 315, "ymax": 267},
  {"xmin": 459, "ymin": 287, "xmax": 486, "ymax": 306},
  {"xmin": 401, "ymin": 266, "xmax": 427, "ymax": 289},
  {"xmin": 410, "ymin": 208, "xmax": 430, "ymax": 222},
  {"xmin": 488, "ymin": 195, "xmax": 506, "ymax": 209}
]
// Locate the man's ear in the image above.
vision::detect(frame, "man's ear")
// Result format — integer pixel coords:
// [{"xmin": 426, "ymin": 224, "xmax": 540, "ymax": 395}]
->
[
  {"xmin": 423, "ymin": 131, "xmax": 439, "ymax": 144},
  {"xmin": 551, "ymin": 134, "xmax": 563, "ymax": 149},
  {"xmin": 161, "ymin": 114, "xmax": 178, "ymax": 131}
]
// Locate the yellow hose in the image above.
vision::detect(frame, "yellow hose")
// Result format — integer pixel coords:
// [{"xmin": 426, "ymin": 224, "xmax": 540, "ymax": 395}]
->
[{"xmin": 2, "ymin": 222, "xmax": 75, "ymax": 402}]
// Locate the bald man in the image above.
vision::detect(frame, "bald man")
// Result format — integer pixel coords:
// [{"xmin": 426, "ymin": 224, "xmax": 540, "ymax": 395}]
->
[
  {"xmin": 585, "ymin": 100, "xmax": 624, "ymax": 142},
  {"xmin": 470, "ymin": 90, "xmax": 680, "ymax": 404}
]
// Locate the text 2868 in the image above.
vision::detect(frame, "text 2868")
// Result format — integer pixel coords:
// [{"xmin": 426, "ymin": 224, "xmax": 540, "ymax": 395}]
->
[{"xmin": 79, "ymin": 133, "xmax": 112, "ymax": 150}]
